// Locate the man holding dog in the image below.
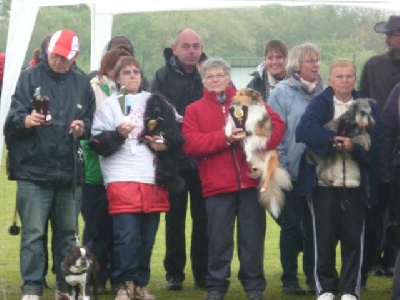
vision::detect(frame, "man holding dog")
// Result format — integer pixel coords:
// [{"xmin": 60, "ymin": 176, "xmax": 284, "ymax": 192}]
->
[
  {"xmin": 4, "ymin": 29, "xmax": 95, "ymax": 300},
  {"xmin": 150, "ymin": 28, "xmax": 208, "ymax": 291}
]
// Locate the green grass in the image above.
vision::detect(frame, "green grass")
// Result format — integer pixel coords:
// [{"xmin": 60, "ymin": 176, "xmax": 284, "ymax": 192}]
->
[{"xmin": 0, "ymin": 150, "xmax": 393, "ymax": 300}]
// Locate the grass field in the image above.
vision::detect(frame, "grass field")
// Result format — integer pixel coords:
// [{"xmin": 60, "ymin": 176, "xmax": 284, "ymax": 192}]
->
[{"xmin": 0, "ymin": 152, "xmax": 393, "ymax": 300}]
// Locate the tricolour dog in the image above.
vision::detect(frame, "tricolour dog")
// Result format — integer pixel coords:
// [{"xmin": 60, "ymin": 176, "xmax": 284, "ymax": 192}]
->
[
  {"xmin": 225, "ymin": 88, "xmax": 292, "ymax": 218},
  {"xmin": 306, "ymin": 98, "xmax": 376, "ymax": 185},
  {"xmin": 61, "ymin": 243, "xmax": 100, "ymax": 300}
]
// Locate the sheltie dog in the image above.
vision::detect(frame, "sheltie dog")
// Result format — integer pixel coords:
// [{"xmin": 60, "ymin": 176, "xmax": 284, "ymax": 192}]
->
[{"xmin": 225, "ymin": 88, "xmax": 291, "ymax": 218}]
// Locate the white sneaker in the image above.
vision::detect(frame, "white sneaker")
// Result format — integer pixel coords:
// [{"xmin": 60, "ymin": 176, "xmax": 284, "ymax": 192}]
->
[
  {"xmin": 341, "ymin": 294, "xmax": 357, "ymax": 300},
  {"xmin": 22, "ymin": 296, "xmax": 39, "ymax": 300},
  {"xmin": 318, "ymin": 293, "xmax": 335, "ymax": 300}
]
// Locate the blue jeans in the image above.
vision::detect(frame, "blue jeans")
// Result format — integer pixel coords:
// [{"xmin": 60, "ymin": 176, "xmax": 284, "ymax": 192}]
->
[
  {"xmin": 111, "ymin": 213, "xmax": 160, "ymax": 287},
  {"xmin": 17, "ymin": 180, "xmax": 81, "ymax": 296}
]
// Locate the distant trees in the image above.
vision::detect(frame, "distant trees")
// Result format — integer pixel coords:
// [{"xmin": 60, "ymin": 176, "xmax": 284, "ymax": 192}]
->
[{"xmin": 0, "ymin": 3, "xmax": 393, "ymax": 83}]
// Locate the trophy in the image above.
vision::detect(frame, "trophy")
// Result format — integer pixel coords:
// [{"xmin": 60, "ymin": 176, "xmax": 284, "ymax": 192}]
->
[
  {"xmin": 143, "ymin": 117, "xmax": 164, "ymax": 143},
  {"xmin": 229, "ymin": 105, "xmax": 248, "ymax": 136},
  {"xmin": 118, "ymin": 86, "xmax": 134, "ymax": 130},
  {"xmin": 32, "ymin": 87, "xmax": 52, "ymax": 125}
]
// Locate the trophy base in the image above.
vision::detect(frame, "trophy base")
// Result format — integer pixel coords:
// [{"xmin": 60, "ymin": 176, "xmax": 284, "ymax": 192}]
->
[{"xmin": 234, "ymin": 130, "xmax": 246, "ymax": 137}]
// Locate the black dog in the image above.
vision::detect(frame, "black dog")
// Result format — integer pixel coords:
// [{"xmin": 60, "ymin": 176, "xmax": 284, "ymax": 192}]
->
[
  {"xmin": 141, "ymin": 92, "xmax": 185, "ymax": 193},
  {"xmin": 61, "ymin": 243, "xmax": 100, "ymax": 300}
]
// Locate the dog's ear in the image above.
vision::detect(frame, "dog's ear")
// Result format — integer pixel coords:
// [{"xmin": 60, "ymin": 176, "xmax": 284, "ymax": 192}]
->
[
  {"xmin": 365, "ymin": 98, "xmax": 377, "ymax": 107},
  {"xmin": 248, "ymin": 88, "xmax": 263, "ymax": 103}
]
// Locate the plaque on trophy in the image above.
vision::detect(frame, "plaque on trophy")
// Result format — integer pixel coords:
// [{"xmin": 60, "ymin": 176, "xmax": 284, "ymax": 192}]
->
[
  {"xmin": 32, "ymin": 87, "xmax": 52, "ymax": 125},
  {"xmin": 229, "ymin": 105, "xmax": 248, "ymax": 136}
]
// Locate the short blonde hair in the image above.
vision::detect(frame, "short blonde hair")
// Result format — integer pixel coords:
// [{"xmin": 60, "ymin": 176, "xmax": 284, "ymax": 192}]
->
[
  {"xmin": 329, "ymin": 59, "xmax": 356, "ymax": 76},
  {"xmin": 286, "ymin": 43, "xmax": 320, "ymax": 76}
]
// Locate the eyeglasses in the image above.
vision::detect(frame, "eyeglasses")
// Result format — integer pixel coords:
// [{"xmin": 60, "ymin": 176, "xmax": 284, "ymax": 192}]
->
[
  {"xmin": 121, "ymin": 69, "xmax": 141, "ymax": 76},
  {"xmin": 204, "ymin": 73, "xmax": 227, "ymax": 81},
  {"xmin": 303, "ymin": 59, "xmax": 321, "ymax": 65}
]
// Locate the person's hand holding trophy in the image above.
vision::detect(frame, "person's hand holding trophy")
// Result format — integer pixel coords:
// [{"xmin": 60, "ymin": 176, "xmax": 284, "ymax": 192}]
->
[
  {"xmin": 25, "ymin": 87, "xmax": 52, "ymax": 128},
  {"xmin": 229, "ymin": 104, "xmax": 248, "ymax": 137},
  {"xmin": 32, "ymin": 87, "xmax": 52, "ymax": 125}
]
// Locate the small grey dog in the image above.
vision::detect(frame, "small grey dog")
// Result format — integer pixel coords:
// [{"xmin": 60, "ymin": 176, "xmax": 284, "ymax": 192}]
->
[{"xmin": 306, "ymin": 98, "xmax": 376, "ymax": 185}]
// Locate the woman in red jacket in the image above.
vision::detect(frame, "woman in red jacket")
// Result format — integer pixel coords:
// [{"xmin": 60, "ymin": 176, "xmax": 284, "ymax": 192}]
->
[{"xmin": 182, "ymin": 58, "xmax": 285, "ymax": 300}]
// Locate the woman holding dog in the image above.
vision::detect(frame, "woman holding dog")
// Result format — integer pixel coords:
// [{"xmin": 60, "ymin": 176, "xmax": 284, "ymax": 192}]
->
[
  {"xmin": 182, "ymin": 58, "xmax": 285, "ymax": 300},
  {"xmin": 295, "ymin": 59, "xmax": 383, "ymax": 300},
  {"xmin": 268, "ymin": 43, "xmax": 324, "ymax": 296},
  {"xmin": 90, "ymin": 56, "xmax": 181, "ymax": 300}
]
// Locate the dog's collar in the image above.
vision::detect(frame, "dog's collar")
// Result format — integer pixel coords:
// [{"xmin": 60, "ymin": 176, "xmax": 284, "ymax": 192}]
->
[{"xmin": 61, "ymin": 262, "xmax": 91, "ymax": 276}]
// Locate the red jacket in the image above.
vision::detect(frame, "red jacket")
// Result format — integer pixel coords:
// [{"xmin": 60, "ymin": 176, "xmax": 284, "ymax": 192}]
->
[{"xmin": 182, "ymin": 85, "xmax": 285, "ymax": 198}]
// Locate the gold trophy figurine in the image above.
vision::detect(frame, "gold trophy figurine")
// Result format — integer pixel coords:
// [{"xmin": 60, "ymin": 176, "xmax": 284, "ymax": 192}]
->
[{"xmin": 229, "ymin": 105, "xmax": 248, "ymax": 136}]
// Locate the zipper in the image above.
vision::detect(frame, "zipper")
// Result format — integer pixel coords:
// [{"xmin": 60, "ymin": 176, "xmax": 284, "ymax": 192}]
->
[{"xmin": 223, "ymin": 102, "xmax": 243, "ymax": 190}]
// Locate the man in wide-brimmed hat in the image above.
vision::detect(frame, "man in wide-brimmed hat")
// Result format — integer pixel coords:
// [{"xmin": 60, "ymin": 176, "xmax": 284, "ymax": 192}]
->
[{"xmin": 358, "ymin": 15, "xmax": 400, "ymax": 291}]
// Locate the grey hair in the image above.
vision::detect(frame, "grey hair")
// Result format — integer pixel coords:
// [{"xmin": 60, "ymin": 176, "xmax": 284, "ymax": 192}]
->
[
  {"xmin": 200, "ymin": 58, "xmax": 231, "ymax": 81},
  {"xmin": 286, "ymin": 43, "xmax": 321, "ymax": 76}
]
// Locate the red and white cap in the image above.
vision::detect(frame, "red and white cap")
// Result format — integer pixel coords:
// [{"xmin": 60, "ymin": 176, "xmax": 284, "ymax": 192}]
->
[{"xmin": 48, "ymin": 30, "xmax": 79, "ymax": 60}]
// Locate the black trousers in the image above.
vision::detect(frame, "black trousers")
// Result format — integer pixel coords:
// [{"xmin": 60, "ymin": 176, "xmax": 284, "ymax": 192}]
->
[
  {"xmin": 311, "ymin": 186, "xmax": 364, "ymax": 297},
  {"xmin": 164, "ymin": 168, "xmax": 208, "ymax": 283},
  {"xmin": 276, "ymin": 187, "xmax": 314, "ymax": 288},
  {"xmin": 81, "ymin": 183, "xmax": 113, "ymax": 285},
  {"xmin": 205, "ymin": 188, "xmax": 266, "ymax": 293}
]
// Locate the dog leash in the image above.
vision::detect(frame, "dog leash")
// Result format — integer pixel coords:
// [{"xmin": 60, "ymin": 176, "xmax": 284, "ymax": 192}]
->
[
  {"xmin": 71, "ymin": 125, "xmax": 84, "ymax": 243},
  {"xmin": 339, "ymin": 142, "xmax": 350, "ymax": 211}
]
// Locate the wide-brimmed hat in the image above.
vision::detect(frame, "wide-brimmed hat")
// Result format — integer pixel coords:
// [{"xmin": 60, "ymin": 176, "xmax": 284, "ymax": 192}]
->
[{"xmin": 374, "ymin": 15, "xmax": 400, "ymax": 33}]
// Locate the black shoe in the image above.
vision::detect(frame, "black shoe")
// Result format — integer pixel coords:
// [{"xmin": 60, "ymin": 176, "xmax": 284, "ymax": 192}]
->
[
  {"xmin": 195, "ymin": 279, "xmax": 206, "ymax": 289},
  {"xmin": 283, "ymin": 285, "xmax": 306, "ymax": 295},
  {"xmin": 246, "ymin": 290, "xmax": 265, "ymax": 300},
  {"xmin": 166, "ymin": 278, "xmax": 183, "ymax": 290},
  {"xmin": 204, "ymin": 290, "xmax": 225, "ymax": 300},
  {"xmin": 386, "ymin": 267, "xmax": 395, "ymax": 277},
  {"xmin": 370, "ymin": 265, "xmax": 385, "ymax": 276},
  {"xmin": 307, "ymin": 283, "xmax": 316, "ymax": 294}
]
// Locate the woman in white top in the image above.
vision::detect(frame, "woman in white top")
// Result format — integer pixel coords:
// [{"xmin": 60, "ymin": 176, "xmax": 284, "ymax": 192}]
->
[{"xmin": 91, "ymin": 56, "xmax": 176, "ymax": 300}]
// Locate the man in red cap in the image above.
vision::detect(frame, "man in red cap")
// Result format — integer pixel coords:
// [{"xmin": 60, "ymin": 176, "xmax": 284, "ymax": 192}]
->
[
  {"xmin": 4, "ymin": 29, "xmax": 95, "ymax": 300},
  {"xmin": 359, "ymin": 15, "xmax": 400, "ymax": 289}
]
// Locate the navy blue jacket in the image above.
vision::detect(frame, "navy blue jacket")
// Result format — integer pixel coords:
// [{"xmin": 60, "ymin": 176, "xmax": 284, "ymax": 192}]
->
[{"xmin": 295, "ymin": 86, "xmax": 383, "ymax": 206}]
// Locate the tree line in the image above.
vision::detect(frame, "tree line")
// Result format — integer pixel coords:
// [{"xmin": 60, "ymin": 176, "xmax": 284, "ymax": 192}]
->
[{"xmin": 0, "ymin": 2, "xmax": 393, "ymax": 83}]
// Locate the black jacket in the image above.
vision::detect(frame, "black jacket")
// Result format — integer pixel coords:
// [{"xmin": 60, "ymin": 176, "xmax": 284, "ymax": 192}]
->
[
  {"xmin": 150, "ymin": 48, "xmax": 203, "ymax": 116},
  {"xmin": 150, "ymin": 48, "xmax": 203, "ymax": 170},
  {"xmin": 295, "ymin": 87, "xmax": 383, "ymax": 206},
  {"xmin": 4, "ymin": 60, "xmax": 96, "ymax": 184},
  {"xmin": 359, "ymin": 52, "xmax": 400, "ymax": 111}
]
